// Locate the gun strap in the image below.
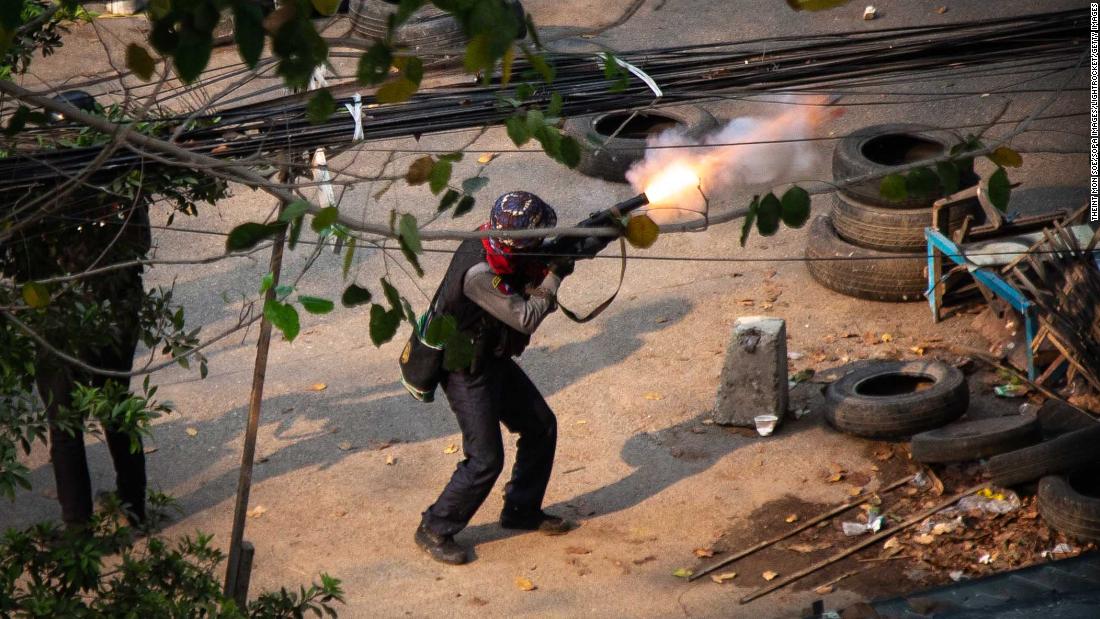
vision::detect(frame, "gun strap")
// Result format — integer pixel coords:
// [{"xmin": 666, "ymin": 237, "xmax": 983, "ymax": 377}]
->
[{"xmin": 556, "ymin": 236, "xmax": 627, "ymax": 324}]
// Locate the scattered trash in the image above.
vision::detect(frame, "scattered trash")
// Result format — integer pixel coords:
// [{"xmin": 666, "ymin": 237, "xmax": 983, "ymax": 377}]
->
[
  {"xmin": 710, "ymin": 572, "xmax": 737, "ymax": 584},
  {"xmin": 913, "ymin": 534, "xmax": 936, "ymax": 545},
  {"xmin": 1041, "ymin": 543, "xmax": 1076, "ymax": 559},
  {"xmin": 248, "ymin": 505, "xmax": 267, "ymax": 519},
  {"xmin": 793, "ymin": 407, "xmax": 811, "ymax": 420},
  {"xmin": 949, "ymin": 570, "xmax": 967, "ymax": 582},
  {"xmin": 515, "ymin": 576, "xmax": 536, "ymax": 591},
  {"xmin": 843, "ymin": 522, "xmax": 871, "ymax": 536},
  {"xmin": 385, "ymin": 455, "xmax": 396, "ymax": 465},
  {"xmin": 754, "ymin": 414, "xmax": 779, "ymax": 436},
  {"xmin": 978, "ymin": 552, "xmax": 992, "ymax": 564},
  {"xmin": 787, "ymin": 351, "xmax": 805, "ymax": 360},
  {"xmin": 958, "ymin": 488, "xmax": 1020, "ymax": 514},
  {"xmin": 863, "ymin": 6, "xmax": 877, "ymax": 20},
  {"xmin": 785, "ymin": 514, "xmax": 799, "ymax": 523},
  {"xmin": 994, "ymin": 384, "xmax": 1028, "ymax": 398},
  {"xmin": 882, "ymin": 537, "xmax": 901, "ymax": 555},
  {"xmin": 762, "ymin": 570, "xmax": 779, "ymax": 581},
  {"xmin": 672, "ymin": 567, "xmax": 694, "ymax": 579},
  {"xmin": 185, "ymin": 427, "xmax": 198, "ymax": 437}
]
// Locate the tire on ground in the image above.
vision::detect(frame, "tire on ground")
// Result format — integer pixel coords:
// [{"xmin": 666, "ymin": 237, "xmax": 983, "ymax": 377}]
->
[
  {"xmin": 824, "ymin": 360, "xmax": 968, "ymax": 439},
  {"xmin": 350, "ymin": 0, "xmax": 467, "ymax": 50},
  {"xmin": 832, "ymin": 123, "xmax": 978, "ymax": 209},
  {"xmin": 1038, "ymin": 472, "xmax": 1100, "ymax": 543},
  {"xmin": 831, "ymin": 192, "xmax": 980, "ymax": 252},
  {"xmin": 986, "ymin": 425, "xmax": 1100, "ymax": 487},
  {"xmin": 910, "ymin": 414, "xmax": 1040, "ymax": 464},
  {"xmin": 805, "ymin": 215, "xmax": 927, "ymax": 302},
  {"xmin": 562, "ymin": 107, "xmax": 718, "ymax": 184}
]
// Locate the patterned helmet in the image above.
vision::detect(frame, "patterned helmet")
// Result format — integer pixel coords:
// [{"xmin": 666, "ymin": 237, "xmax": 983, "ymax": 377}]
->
[{"xmin": 488, "ymin": 191, "xmax": 557, "ymax": 250}]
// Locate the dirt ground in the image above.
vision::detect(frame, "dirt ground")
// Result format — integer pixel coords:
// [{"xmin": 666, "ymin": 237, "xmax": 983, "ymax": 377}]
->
[{"xmin": 4, "ymin": 1, "xmax": 1092, "ymax": 618}]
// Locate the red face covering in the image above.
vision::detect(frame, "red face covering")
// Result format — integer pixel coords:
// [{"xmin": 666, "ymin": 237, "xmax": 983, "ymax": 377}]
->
[{"xmin": 479, "ymin": 223, "xmax": 516, "ymax": 275}]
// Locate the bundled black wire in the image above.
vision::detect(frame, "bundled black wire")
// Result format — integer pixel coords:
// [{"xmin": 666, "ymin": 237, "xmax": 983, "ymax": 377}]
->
[{"xmin": 0, "ymin": 7, "xmax": 1087, "ymax": 194}]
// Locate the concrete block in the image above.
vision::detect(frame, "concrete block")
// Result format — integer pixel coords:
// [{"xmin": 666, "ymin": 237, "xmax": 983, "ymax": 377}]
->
[{"xmin": 713, "ymin": 316, "xmax": 788, "ymax": 428}]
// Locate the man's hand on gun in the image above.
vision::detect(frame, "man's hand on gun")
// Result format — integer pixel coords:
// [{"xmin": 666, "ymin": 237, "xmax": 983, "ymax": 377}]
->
[{"xmin": 548, "ymin": 256, "xmax": 575, "ymax": 278}]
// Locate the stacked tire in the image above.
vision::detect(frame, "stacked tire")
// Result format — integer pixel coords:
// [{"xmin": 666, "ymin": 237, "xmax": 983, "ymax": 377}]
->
[
  {"xmin": 806, "ymin": 124, "xmax": 980, "ymax": 303},
  {"xmin": 349, "ymin": 0, "xmax": 467, "ymax": 51}
]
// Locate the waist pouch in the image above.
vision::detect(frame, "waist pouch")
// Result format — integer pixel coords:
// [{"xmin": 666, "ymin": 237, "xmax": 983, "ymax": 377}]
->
[{"xmin": 399, "ymin": 313, "xmax": 444, "ymax": 402}]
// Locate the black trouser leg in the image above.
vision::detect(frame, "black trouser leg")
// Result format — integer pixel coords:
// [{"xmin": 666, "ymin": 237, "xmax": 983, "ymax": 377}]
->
[
  {"xmin": 422, "ymin": 363, "xmax": 506, "ymax": 536},
  {"xmin": 36, "ymin": 359, "xmax": 94, "ymax": 527},
  {"xmin": 498, "ymin": 360, "xmax": 557, "ymax": 515}
]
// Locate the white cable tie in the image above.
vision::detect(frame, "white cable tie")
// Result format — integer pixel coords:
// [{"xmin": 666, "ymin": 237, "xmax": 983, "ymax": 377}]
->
[
  {"xmin": 311, "ymin": 148, "xmax": 336, "ymax": 209},
  {"xmin": 594, "ymin": 54, "xmax": 662, "ymax": 99},
  {"xmin": 308, "ymin": 63, "xmax": 330, "ymax": 91},
  {"xmin": 344, "ymin": 93, "xmax": 364, "ymax": 141}
]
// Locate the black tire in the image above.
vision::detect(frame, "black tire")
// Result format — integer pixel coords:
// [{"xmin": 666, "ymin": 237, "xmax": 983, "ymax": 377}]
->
[
  {"xmin": 910, "ymin": 414, "xmax": 1040, "ymax": 464},
  {"xmin": 833, "ymin": 123, "xmax": 978, "ymax": 209},
  {"xmin": 1038, "ymin": 472, "xmax": 1100, "ymax": 543},
  {"xmin": 562, "ymin": 107, "xmax": 718, "ymax": 184},
  {"xmin": 805, "ymin": 215, "xmax": 927, "ymax": 303},
  {"xmin": 986, "ymin": 425, "xmax": 1100, "ymax": 487},
  {"xmin": 1037, "ymin": 399, "xmax": 1100, "ymax": 440},
  {"xmin": 824, "ymin": 360, "xmax": 968, "ymax": 439},
  {"xmin": 350, "ymin": 0, "xmax": 466, "ymax": 50},
  {"xmin": 830, "ymin": 192, "xmax": 979, "ymax": 252}
]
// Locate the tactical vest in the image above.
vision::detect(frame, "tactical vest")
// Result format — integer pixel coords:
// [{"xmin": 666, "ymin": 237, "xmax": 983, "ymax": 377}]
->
[{"xmin": 434, "ymin": 238, "xmax": 532, "ymax": 369}]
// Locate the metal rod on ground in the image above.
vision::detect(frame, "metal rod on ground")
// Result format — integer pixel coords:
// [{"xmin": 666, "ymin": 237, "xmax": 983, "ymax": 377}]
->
[
  {"xmin": 689, "ymin": 473, "xmax": 916, "ymax": 582},
  {"xmin": 739, "ymin": 483, "xmax": 986, "ymax": 604},
  {"xmin": 223, "ymin": 171, "xmax": 289, "ymax": 605}
]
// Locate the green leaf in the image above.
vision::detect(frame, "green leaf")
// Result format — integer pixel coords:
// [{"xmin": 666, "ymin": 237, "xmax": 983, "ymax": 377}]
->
[
  {"xmin": 173, "ymin": 27, "xmax": 212, "ymax": 84},
  {"xmin": 461, "ymin": 176, "xmax": 489, "ymax": 194},
  {"xmin": 988, "ymin": 146, "xmax": 1023, "ymax": 168},
  {"xmin": 263, "ymin": 299, "xmax": 300, "ymax": 342},
  {"xmin": 501, "ymin": 46, "xmax": 514, "ymax": 87},
  {"xmin": 429, "ymin": 160, "xmax": 452, "ymax": 195},
  {"xmin": 524, "ymin": 49, "xmax": 555, "ymax": 83},
  {"xmin": 395, "ymin": 0, "xmax": 425, "ymax": 25},
  {"xmin": 357, "ymin": 43, "xmax": 393, "ymax": 86},
  {"xmin": 369, "ymin": 305, "xmax": 401, "ymax": 346},
  {"xmin": 548, "ymin": 92, "xmax": 564, "ymax": 117},
  {"xmin": 380, "ymin": 277, "xmax": 402, "ymax": 313},
  {"xmin": 307, "ymin": 89, "xmax": 336, "ymax": 125},
  {"xmin": 259, "ymin": 272, "xmax": 274, "ymax": 294},
  {"xmin": 399, "ymin": 236, "xmax": 424, "ymax": 277},
  {"xmin": 126, "ymin": 44, "xmax": 156, "ymax": 81},
  {"xmin": 740, "ymin": 197, "xmax": 758, "ymax": 248},
  {"xmin": 275, "ymin": 284, "xmax": 293, "ymax": 299},
  {"xmin": 403, "ymin": 56, "xmax": 424, "ymax": 87},
  {"xmin": 406, "ymin": 156, "xmax": 435, "ymax": 185},
  {"xmin": 454, "ymin": 195, "xmax": 476, "ymax": 218},
  {"xmin": 443, "ymin": 332, "xmax": 476, "ymax": 371},
  {"xmin": 226, "ymin": 222, "xmax": 281, "ymax": 252},
  {"xmin": 879, "ymin": 174, "xmax": 907, "ymax": 203},
  {"xmin": 341, "ymin": 284, "xmax": 372, "ymax": 307},
  {"xmin": 558, "ymin": 135, "xmax": 581, "ymax": 168},
  {"xmin": 376, "ymin": 77, "xmax": 418, "ymax": 104},
  {"xmin": 342, "ymin": 238, "xmax": 356, "ymax": 279},
  {"xmin": 906, "ymin": 167, "xmax": 940, "ymax": 198},
  {"xmin": 935, "ymin": 161, "xmax": 960, "ymax": 195},
  {"xmin": 755, "ymin": 192, "xmax": 781, "ymax": 236},
  {"xmin": 398, "ymin": 213, "xmax": 422, "ymax": 254},
  {"xmin": 464, "ymin": 34, "xmax": 493, "ymax": 74},
  {"xmin": 311, "ymin": 0, "xmax": 341, "ymax": 16},
  {"xmin": 288, "ymin": 215, "xmax": 303, "ymax": 250},
  {"xmin": 987, "ymin": 166, "xmax": 1011, "ymax": 212},
  {"xmin": 22, "ymin": 282, "xmax": 50, "ymax": 309},
  {"xmin": 299, "ymin": 295, "xmax": 335, "ymax": 314},
  {"xmin": 279, "ymin": 199, "xmax": 310, "ymax": 223},
  {"xmin": 424, "ymin": 314, "xmax": 458, "ymax": 347},
  {"xmin": 311, "ymin": 206, "xmax": 339, "ymax": 232},
  {"xmin": 233, "ymin": 2, "xmax": 265, "ymax": 68},
  {"xmin": 506, "ymin": 115, "xmax": 531, "ymax": 146},
  {"xmin": 438, "ymin": 152, "xmax": 463, "ymax": 163},
  {"xmin": 401, "ymin": 298, "xmax": 417, "ymax": 326},
  {"xmin": 438, "ymin": 189, "xmax": 461, "ymax": 212},
  {"xmin": 525, "ymin": 109, "xmax": 545, "ymax": 134},
  {"xmin": 533, "ymin": 124, "xmax": 562, "ymax": 159},
  {"xmin": 779, "ymin": 186, "xmax": 810, "ymax": 228}
]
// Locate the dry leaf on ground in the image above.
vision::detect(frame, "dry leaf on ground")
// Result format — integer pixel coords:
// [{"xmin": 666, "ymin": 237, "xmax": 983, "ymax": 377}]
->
[
  {"xmin": 710, "ymin": 572, "xmax": 737, "ymax": 584},
  {"xmin": 815, "ymin": 584, "xmax": 834, "ymax": 594},
  {"xmin": 672, "ymin": 568, "xmax": 693, "ymax": 579},
  {"xmin": 785, "ymin": 514, "xmax": 799, "ymax": 523},
  {"xmin": 477, "ymin": 153, "xmax": 496, "ymax": 164},
  {"xmin": 762, "ymin": 570, "xmax": 779, "ymax": 581},
  {"xmin": 643, "ymin": 392, "xmax": 663, "ymax": 401},
  {"xmin": 515, "ymin": 576, "xmax": 536, "ymax": 591},
  {"xmin": 338, "ymin": 441, "xmax": 352, "ymax": 451},
  {"xmin": 385, "ymin": 455, "xmax": 396, "ymax": 465},
  {"xmin": 443, "ymin": 444, "xmax": 458, "ymax": 454},
  {"xmin": 693, "ymin": 548, "xmax": 715, "ymax": 558},
  {"xmin": 565, "ymin": 546, "xmax": 591, "ymax": 555},
  {"xmin": 310, "ymin": 383, "xmax": 327, "ymax": 391},
  {"xmin": 185, "ymin": 427, "xmax": 198, "ymax": 437},
  {"xmin": 248, "ymin": 505, "xmax": 267, "ymax": 518},
  {"xmin": 788, "ymin": 542, "xmax": 832, "ymax": 553}
]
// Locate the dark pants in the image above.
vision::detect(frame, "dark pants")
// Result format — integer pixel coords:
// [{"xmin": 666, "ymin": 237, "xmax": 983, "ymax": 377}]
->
[
  {"xmin": 36, "ymin": 276, "xmax": 146, "ymax": 527},
  {"xmin": 422, "ymin": 357, "xmax": 557, "ymax": 536}
]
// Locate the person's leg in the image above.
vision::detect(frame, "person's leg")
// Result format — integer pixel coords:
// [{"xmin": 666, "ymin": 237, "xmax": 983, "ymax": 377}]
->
[
  {"xmin": 421, "ymin": 362, "xmax": 506, "ymax": 537},
  {"xmin": 36, "ymin": 355, "xmax": 93, "ymax": 527},
  {"xmin": 497, "ymin": 360, "xmax": 557, "ymax": 514}
]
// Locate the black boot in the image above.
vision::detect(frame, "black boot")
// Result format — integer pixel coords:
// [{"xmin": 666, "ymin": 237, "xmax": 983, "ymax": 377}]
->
[
  {"xmin": 415, "ymin": 523, "xmax": 469, "ymax": 565},
  {"xmin": 500, "ymin": 509, "xmax": 574, "ymax": 535}
]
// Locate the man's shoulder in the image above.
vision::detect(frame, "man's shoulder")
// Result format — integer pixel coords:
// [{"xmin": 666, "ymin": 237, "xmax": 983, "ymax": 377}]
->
[{"xmin": 464, "ymin": 263, "xmax": 516, "ymax": 295}]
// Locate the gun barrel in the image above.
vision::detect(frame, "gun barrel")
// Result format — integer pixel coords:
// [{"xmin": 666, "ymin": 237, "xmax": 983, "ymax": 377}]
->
[{"xmin": 614, "ymin": 193, "xmax": 650, "ymax": 214}]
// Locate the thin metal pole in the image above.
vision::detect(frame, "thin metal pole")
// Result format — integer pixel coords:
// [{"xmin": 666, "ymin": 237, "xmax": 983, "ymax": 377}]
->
[{"xmin": 223, "ymin": 175, "xmax": 289, "ymax": 604}]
